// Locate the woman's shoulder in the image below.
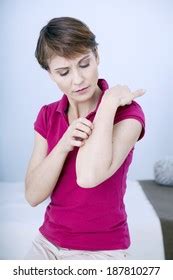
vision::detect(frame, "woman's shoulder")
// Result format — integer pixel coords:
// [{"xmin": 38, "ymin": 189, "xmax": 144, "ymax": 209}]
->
[
  {"xmin": 34, "ymin": 99, "xmax": 61, "ymax": 126},
  {"xmin": 116, "ymin": 100, "xmax": 145, "ymax": 118},
  {"xmin": 46, "ymin": 99, "xmax": 61, "ymax": 112},
  {"xmin": 39, "ymin": 99, "xmax": 62, "ymax": 120},
  {"xmin": 114, "ymin": 100, "xmax": 145, "ymax": 127}
]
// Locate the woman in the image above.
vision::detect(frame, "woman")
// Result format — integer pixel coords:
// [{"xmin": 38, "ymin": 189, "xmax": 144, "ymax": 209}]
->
[{"xmin": 24, "ymin": 17, "xmax": 145, "ymax": 260}]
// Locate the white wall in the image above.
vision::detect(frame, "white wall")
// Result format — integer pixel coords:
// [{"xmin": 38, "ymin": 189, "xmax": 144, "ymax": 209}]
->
[{"xmin": 1, "ymin": 0, "xmax": 173, "ymax": 181}]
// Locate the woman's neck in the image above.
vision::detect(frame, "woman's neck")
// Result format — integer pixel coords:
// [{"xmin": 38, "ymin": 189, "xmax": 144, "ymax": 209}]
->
[{"xmin": 67, "ymin": 86, "xmax": 102, "ymax": 118}]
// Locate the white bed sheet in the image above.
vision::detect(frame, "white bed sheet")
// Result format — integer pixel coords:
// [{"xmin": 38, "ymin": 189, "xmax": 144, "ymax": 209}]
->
[{"xmin": 0, "ymin": 180, "xmax": 165, "ymax": 259}]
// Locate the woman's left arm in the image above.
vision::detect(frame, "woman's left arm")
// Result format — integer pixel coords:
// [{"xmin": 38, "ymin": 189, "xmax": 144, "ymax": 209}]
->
[{"xmin": 76, "ymin": 86, "xmax": 144, "ymax": 188}]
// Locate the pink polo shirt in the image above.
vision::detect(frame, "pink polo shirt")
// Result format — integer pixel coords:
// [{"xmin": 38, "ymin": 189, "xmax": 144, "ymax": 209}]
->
[{"xmin": 34, "ymin": 79, "xmax": 145, "ymax": 251}]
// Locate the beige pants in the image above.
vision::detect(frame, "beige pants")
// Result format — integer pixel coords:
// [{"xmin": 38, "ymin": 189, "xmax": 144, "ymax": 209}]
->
[{"xmin": 24, "ymin": 232, "xmax": 131, "ymax": 260}]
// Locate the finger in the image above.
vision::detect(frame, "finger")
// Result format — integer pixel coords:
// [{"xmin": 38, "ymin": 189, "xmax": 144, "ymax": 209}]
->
[
  {"xmin": 70, "ymin": 139, "xmax": 85, "ymax": 147},
  {"xmin": 132, "ymin": 89, "xmax": 146, "ymax": 98},
  {"xmin": 123, "ymin": 85, "xmax": 131, "ymax": 92},
  {"xmin": 73, "ymin": 130, "xmax": 88, "ymax": 139},
  {"xmin": 120, "ymin": 98, "xmax": 132, "ymax": 106},
  {"xmin": 78, "ymin": 117, "xmax": 94, "ymax": 129},
  {"xmin": 76, "ymin": 122, "xmax": 92, "ymax": 136},
  {"xmin": 126, "ymin": 101, "xmax": 132, "ymax": 105}
]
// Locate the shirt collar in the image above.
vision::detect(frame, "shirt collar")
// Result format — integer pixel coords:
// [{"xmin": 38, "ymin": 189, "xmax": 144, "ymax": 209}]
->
[{"xmin": 56, "ymin": 78, "xmax": 109, "ymax": 114}]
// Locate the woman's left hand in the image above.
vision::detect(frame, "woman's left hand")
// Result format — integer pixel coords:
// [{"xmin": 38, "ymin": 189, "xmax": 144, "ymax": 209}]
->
[{"xmin": 103, "ymin": 85, "xmax": 146, "ymax": 107}]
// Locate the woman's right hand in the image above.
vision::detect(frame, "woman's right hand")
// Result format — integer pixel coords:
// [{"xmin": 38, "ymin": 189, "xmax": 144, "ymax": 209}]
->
[{"xmin": 60, "ymin": 117, "xmax": 94, "ymax": 153}]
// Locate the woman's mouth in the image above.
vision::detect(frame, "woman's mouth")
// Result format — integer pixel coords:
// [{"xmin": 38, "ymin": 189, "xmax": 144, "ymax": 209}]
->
[{"xmin": 75, "ymin": 86, "xmax": 90, "ymax": 94}]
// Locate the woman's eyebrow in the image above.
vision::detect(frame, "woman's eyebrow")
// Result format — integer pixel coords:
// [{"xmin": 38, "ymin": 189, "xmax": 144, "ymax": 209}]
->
[
  {"xmin": 78, "ymin": 54, "xmax": 90, "ymax": 63},
  {"xmin": 54, "ymin": 54, "xmax": 90, "ymax": 71}
]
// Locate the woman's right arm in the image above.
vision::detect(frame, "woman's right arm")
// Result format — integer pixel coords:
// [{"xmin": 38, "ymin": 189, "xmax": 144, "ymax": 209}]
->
[
  {"xmin": 25, "ymin": 117, "xmax": 94, "ymax": 207},
  {"xmin": 25, "ymin": 132, "xmax": 69, "ymax": 207}
]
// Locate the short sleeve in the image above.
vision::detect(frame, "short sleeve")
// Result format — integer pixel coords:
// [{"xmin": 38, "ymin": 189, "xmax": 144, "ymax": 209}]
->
[
  {"xmin": 114, "ymin": 101, "xmax": 145, "ymax": 141},
  {"xmin": 34, "ymin": 105, "xmax": 48, "ymax": 139}
]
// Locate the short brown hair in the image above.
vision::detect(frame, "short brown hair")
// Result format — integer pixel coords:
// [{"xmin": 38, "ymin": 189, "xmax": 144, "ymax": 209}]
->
[{"xmin": 35, "ymin": 17, "xmax": 98, "ymax": 70}]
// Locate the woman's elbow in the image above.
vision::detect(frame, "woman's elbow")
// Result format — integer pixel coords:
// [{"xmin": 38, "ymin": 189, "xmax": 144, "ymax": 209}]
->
[
  {"xmin": 76, "ymin": 176, "xmax": 99, "ymax": 188},
  {"xmin": 24, "ymin": 180, "xmax": 39, "ymax": 207},
  {"xmin": 76, "ymin": 168, "xmax": 112, "ymax": 188},
  {"xmin": 25, "ymin": 189, "xmax": 39, "ymax": 207}
]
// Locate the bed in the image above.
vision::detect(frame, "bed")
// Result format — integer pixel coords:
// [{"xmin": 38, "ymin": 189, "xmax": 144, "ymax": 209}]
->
[
  {"xmin": 139, "ymin": 180, "xmax": 173, "ymax": 260},
  {"xmin": 0, "ymin": 180, "xmax": 165, "ymax": 260}
]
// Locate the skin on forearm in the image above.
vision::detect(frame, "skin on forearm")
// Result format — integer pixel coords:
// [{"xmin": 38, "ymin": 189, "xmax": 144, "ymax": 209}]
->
[
  {"xmin": 25, "ymin": 140, "xmax": 69, "ymax": 206},
  {"xmin": 76, "ymin": 97, "xmax": 118, "ymax": 187}
]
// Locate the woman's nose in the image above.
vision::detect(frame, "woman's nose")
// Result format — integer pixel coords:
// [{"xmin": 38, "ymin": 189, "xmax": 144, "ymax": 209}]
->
[{"xmin": 72, "ymin": 69, "xmax": 84, "ymax": 85}]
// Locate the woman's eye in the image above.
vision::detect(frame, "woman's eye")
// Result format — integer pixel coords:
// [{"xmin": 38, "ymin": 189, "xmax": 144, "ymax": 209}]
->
[
  {"xmin": 80, "ymin": 63, "xmax": 90, "ymax": 68},
  {"xmin": 58, "ymin": 62, "xmax": 90, "ymax": 76},
  {"xmin": 59, "ymin": 71, "xmax": 69, "ymax": 76}
]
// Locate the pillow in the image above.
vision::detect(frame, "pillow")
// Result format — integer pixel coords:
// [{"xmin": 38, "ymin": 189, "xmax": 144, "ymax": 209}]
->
[{"xmin": 154, "ymin": 157, "xmax": 173, "ymax": 186}]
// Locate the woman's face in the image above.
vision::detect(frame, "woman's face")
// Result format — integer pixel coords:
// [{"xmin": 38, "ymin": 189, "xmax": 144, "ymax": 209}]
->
[{"xmin": 48, "ymin": 50, "xmax": 100, "ymax": 101}]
